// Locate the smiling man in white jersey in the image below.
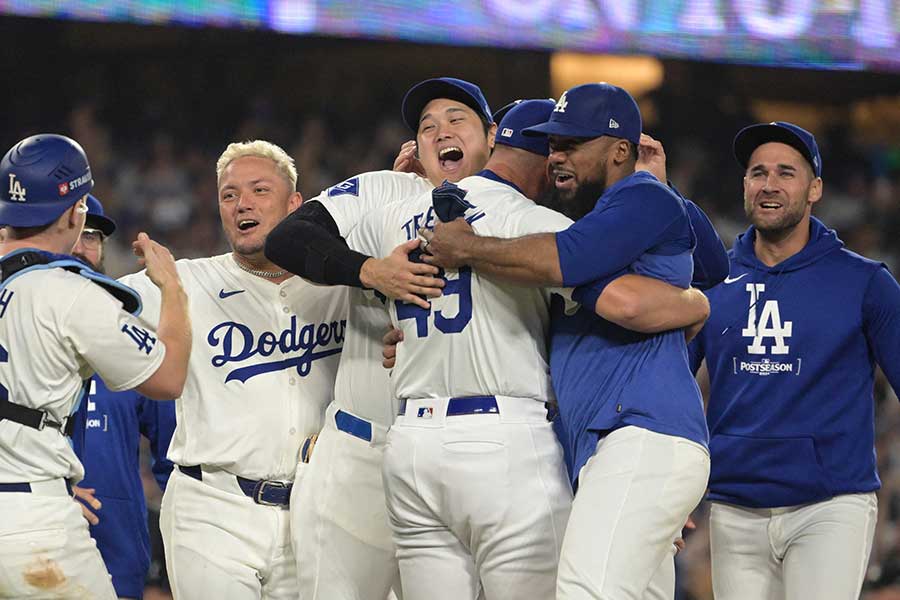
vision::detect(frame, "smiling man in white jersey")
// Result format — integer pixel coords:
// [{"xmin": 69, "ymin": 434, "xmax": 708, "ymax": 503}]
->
[
  {"xmin": 0, "ymin": 134, "xmax": 189, "ymax": 599},
  {"xmin": 121, "ymin": 140, "xmax": 348, "ymax": 600}
]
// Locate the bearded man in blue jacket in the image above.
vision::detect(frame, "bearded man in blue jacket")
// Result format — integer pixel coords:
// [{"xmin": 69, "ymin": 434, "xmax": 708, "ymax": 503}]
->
[{"xmin": 689, "ymin": 122, "xmax": 900, "ymax": 600}]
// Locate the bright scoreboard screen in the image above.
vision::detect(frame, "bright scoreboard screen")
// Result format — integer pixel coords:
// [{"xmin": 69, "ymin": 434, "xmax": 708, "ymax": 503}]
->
[{"xmin": 2, "ymin": 0, "xmax": 898, "ymax": 71}]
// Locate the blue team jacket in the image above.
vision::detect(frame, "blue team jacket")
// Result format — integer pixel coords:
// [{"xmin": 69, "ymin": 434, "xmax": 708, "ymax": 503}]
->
[
  {"xmin": 551, "ymin": 172, "xmax": 725, "ymax": 484},
  {"xmin": 689, "ymin": 217, "xmax": 900, "ymax": 508},
  {"xmin": 72, "ymin": 377, "xmax": 176, "ymax": 599}
]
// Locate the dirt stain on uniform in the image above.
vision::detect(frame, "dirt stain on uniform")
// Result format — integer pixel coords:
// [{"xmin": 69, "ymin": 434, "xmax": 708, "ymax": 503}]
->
[{"xmin": 23, "ymin": 556, "xmax": 66, "ymax": 589}]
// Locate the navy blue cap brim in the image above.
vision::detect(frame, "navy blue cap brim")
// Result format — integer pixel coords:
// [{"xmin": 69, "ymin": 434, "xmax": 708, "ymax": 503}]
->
[
  {"xmin": 0, "ymin": 196, "xmax": 81, "ymax": 228},
  {"xmin": 402, "ymin": 80, "xmax": 490, "ymax": 132},
  {"xmin": 86, "ymin": 213, "xmax": 116, "ymax": 237},
  {"xmin": 522, "ymin": 120, "xmax": 609, "ymax": 139},
  {"xmin": 734, "ymin": 124, "xmax": 819, "ymax": 176}
]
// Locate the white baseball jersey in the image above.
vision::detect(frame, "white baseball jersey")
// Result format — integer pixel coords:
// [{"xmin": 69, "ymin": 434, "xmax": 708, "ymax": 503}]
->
[
  {"xmin": 120, "ymin": 253, "xmax": 348, "ymax": 480},
  {"xmin": 348, "ymin": 174, "xmax": 576, "ymax": 402},
  {"xmin": 312, "ymin": 170, "xmax": 433, "ymax": 426},
  {"xmin": 0, "ymin": 267, "xmax": 165, "ymax": 483}
]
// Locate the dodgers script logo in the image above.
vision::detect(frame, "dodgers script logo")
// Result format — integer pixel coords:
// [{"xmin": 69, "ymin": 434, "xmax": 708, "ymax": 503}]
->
[{"xmin": 207, "ymin": 315, "xmax": 345, "ymax": 383}]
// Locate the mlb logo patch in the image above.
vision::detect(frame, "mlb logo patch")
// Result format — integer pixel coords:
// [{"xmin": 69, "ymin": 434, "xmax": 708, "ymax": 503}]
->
[
  {"xmin": 417, "ymin": 407, "xmax": 434, "ymax": 419},
  {"xmin": 58, "ymin": 182, "xmax": 69, "ymax": 196},
  {"xmin": 501, "ymin": 128, "xmax": 513, "ymax": 138},
  {"xmin": 327, "ymin": 177, "xmax": 359, "ymax": 197}
]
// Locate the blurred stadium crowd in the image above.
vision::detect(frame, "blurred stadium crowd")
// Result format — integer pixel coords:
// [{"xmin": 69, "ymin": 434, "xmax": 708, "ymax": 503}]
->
[{"xmin": 5, "ymin": 41, "xmax": 898, "ymax": 598}]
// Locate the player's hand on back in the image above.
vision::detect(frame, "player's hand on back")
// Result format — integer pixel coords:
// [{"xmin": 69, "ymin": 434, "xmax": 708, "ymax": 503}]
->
[
  {"xmin": 393, "ymin": 140, "xmax": 426, "ymax": 177},
  {"xmin": 132, "ymin": 232, "xmax": 183, "ymax": 291},
  {"xmin": 636, "ymin": 133, "xmax": 667, "ymax": 184},
  {"xmin": 382, "ymin": 326, "xmax": 404, "ymax": 369},
  {"xmin": 359, "ymin": 240, "xmax": 445, "ymax": 310},
  {"xmin": 420, "ymin": 218, "xmax": 474, "ymax": 270},
  {"xmin": 73, "ymin": 485, "xmax": 102, "ymax": 526}
]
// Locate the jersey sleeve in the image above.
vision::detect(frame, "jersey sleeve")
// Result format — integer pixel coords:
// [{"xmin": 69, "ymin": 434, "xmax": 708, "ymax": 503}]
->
[
  {"xmin": 862, "ymin": 266, "xmax": 900, "ymax": 394},
  {"xmin": 63, "ymin": 280, "xmax": 166, "ymax": 392},
  {"xmin": 315, "ymin": 171, "xmax": 430, "ymax": 237},
  {"xmin": 555, "ymin": 181, "xmax": 686, "ymax": 287},
  {"xmin": 683, "ymin": 199, "xmax": 729, "ymax": 290},
  {"xmin": 346, "ymin": 201, "xmax": 398, "ymax": 259},
  {"xmin": 118, "ymin": 270, "xmax": 162, "ymax": 328}
]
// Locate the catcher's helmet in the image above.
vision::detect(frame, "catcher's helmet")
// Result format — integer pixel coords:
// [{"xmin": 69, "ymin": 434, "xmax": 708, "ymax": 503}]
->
[{"xmin": 0, "ymin": 134, "xmax": 94, "ymax": 227}]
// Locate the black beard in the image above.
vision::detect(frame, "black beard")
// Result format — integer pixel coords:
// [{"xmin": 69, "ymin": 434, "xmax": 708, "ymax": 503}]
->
[{"xmin": 537, "ymin": 179, "xmax": 605, "ymax": 221}]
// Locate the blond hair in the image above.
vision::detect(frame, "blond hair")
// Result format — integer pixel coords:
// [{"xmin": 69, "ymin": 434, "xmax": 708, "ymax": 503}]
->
[{"xmin": 216, "ymin": 140, "xmax": 298, "ymax": 191}]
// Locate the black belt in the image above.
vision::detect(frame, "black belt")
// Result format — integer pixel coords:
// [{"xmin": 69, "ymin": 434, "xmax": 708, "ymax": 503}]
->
[
  {"xmin": 0, "ymin": 397, "xmax": 75, "ymax": 436},
  {"xmin": 179, "ymin": 465, "xmax": 292, "ymax": 507},
  {"xmin": 0, "ymin": 480, "xmax": 73, "ymax": 494}
]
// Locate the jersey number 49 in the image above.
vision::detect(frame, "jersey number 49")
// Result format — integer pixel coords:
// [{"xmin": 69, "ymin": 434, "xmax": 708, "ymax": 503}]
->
[{"xmin": 395, "ymin": 268, "xmax": 472, "ymax": 338}]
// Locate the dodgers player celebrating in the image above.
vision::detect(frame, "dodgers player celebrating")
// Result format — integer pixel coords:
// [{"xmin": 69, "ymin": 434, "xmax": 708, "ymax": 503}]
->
[
  {"xmin": 423, "ymin": 84, "xmax": 726, "ymax": 600},
  {"xmin": 70, "ymin": 195, "xmax": 177, "ymax": 600},
  {"xmin": 264, "ymin": 77, "xmax": 496, "ymax": 600},
  {"xmin": 349, "ymin": 98, "xmax": 575, "ymax": 600},
  {"xmin": 688, "ymin": 122, "xmax": 900, "ymax": 600},
  {"xmin": 121, "ymin": 140, "xmax": 348, "ymax": 600},
  {"xmin": 0, "ymin": 134, "xmax": 190, "ymax": 599}
]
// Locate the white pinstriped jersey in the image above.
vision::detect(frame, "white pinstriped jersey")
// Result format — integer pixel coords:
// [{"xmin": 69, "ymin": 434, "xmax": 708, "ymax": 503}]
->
[
  {"xmin": 120, "ymin": 253, "xmax": 348, "ymax": 480},
  {"xmin": 312, "ymin": 170, "xmax": 433, "ymax": 426},
  {"xmin": 348, "ymin": 175, "xmax": 576, "ymax": 403},
  {"xmin": 0, "ymin": 267, "xmax": 165, "ymax": 483}
]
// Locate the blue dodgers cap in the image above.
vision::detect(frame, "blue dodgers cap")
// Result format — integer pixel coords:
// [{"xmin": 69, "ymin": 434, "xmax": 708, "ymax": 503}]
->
[
  {"xmin": 0, "ymin": 134, "xmax": 93, "ymax": 228},
  {"xmin": 85, "ymin": 195, "xmax": 116, "ymax": 237},
  {"xmin": 494, "ymin": 99, "xmax": 556, "ymax": 157},
  {"xmin": 401, "ymin": 77, "xmax": 493, "ymax": 132},
  {"xmin": 523, "ymin": 83, "xmax": 641, "ymax": 145},
  {"xmin": 733, "ymin": 121, "xmax": 822, "ymax": 177}
]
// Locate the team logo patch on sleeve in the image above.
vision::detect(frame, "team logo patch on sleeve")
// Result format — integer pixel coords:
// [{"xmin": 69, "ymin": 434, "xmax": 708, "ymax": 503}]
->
[
  {"xmin": 121, "ymin": 324, "xmax": 157, "ymax": 355},
  {"xmin": 327, "ymin": 177, "xmax": 359, "ymax": 197}
]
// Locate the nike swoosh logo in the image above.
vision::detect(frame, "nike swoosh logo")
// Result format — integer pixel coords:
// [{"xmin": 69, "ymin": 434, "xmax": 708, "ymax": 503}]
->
[
  {"xmin": 724, "ymin": 274, "xmax": 748, "ymax": 284},
  {"xmin": 218, "ymin": 289, "xmax": 245, "ymax": 299}
]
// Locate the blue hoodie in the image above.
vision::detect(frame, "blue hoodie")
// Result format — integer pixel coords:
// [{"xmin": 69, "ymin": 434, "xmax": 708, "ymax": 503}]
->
[{"xmin": 689, "ymin": 217, "xmax": 900, "ymax": 508}]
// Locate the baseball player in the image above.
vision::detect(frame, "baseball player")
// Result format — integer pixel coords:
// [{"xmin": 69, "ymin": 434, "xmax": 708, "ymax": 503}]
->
[
  {"xmin": 69, "ymin": 194, "xmax": 177, "ymax": 600},
  {"xmin": 120, "ymin": 140, "xmax": 348, "ymax": 600},
  {"xmin": 688, "ymin": 122, "xmax": 900, "ymax": 600},
  {"xmin": 423, "ymin": 83, "xmax": 727, "ymax": 599},
  {"xmin": 0, "ymin": 134, "xmax": 190, "ymax": 599},
  {"xmin": 264, "ymin": 77, "xmax": 495, "ymax": 600}
]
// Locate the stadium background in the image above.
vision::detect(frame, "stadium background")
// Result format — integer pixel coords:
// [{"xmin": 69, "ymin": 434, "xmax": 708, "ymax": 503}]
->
[{"xmin": 1, "ymin": 2, "xmax": 898, "ymax": 598}]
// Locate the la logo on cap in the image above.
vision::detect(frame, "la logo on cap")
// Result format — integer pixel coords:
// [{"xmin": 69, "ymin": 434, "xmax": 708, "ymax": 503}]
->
[
  {"xmin": 554, "ymin": 92, "xmax": 568, "ymax": 114},
  {"xmin": 7, "ymin": 174, "xmax": 26, "ymax": 202}
]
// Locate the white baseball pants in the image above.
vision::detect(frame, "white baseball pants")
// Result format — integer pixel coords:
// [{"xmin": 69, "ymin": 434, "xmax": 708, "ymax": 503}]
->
[
  {"xmin": 710, "ymin": 492, "xmax": 877, "ymax": 600},
  {"xmin": 160, "ymin": 468, "xmax": 297, "ymax": 600},
  {"xmin": 291, "ymin": 403, "xmax": 401, "ymax": 600},
  {"xmin": 0, "ymin": 479, "xmax": 116, "ymax": 599},
  {"xmin": 557, "ymin": 426, "xmax": 710, "ymax": 600},
  {"xmin": 383, "ymin": 397, "xmax": 573, "ymax": 600}
]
